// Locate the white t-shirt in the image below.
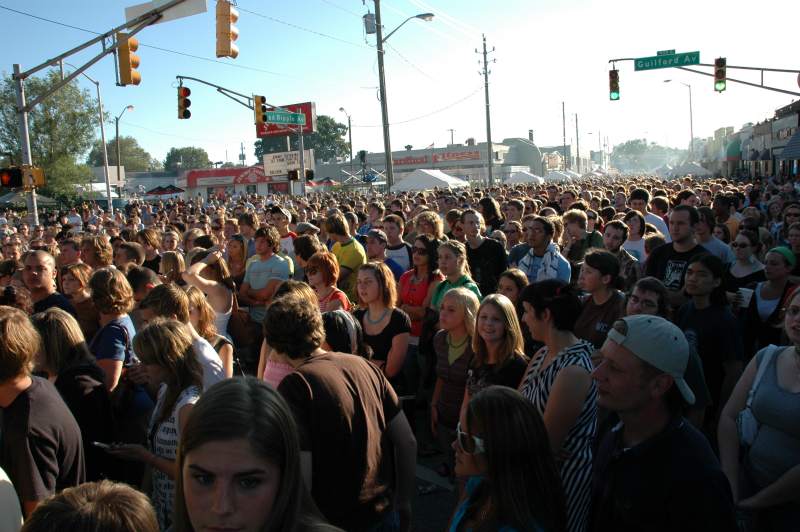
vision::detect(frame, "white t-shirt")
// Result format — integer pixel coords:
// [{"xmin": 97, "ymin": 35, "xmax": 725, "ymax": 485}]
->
[
  {"xmin": 192, "ymin": 337, "xmax": 225, "ymax": 389},
  {"xmin": 645, "ymin": 212, "xmax": 671, "ymax": 242},
  {"xmin": 0, "ymin": 466, "xmax": 22, "ymax": 532},
  {"xmin": 622, "ymin": 238, "xmax": 647, "ymax": 262}
]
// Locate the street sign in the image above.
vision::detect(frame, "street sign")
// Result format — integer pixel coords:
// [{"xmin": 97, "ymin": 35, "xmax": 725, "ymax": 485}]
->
[
  {"xmin": 256, "ymin": 102, "xmax": 317, "ymax": 137},
  {"xmin": 263, "ymin": 150, "xmax": 315, "ymax": 176},
  {"xmin": 634, "ymin": 51, "xmax": 700, "ymax": 71},
  {"xmin": 657, "ymin": 49, "xmax": 676, "ymax": 56},
  {"xmin": 125, "ymin": 0, "xmax": 207, "ymax": 25},
  {"xmin": 265, "ymin": 111, "xmax": 306, "ymax": 126}
]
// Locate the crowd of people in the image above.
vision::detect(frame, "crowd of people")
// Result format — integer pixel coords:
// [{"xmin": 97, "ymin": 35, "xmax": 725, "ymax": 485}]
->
[{"xmin": 0, "ymin": 173, "xmax": 799, "ymax": 532}]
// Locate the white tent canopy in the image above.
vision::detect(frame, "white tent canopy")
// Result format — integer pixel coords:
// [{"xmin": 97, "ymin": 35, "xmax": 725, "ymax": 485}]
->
[
  {"xmin": 393, "ymin": 169, "xmax": 469, "ymax": 191},
  {"xmin": 563, "ymin": 170, "xmax": 582, "ymax": 179},
  {"xmin": 544, "ymin": 171, "xmax": 572, "ymax": 182},
  {"xmin": 505, "ymin": 171, "xmax": 544, "ymax": 185},
  {"xmin": 671, "ymin": 162, "xmax": 712, "ymax": 177}
]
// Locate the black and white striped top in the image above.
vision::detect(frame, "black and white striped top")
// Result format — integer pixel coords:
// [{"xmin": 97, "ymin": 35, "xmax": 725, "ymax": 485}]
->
[{"xmin": 519, "ymin": 340, "xmax": 598, "ymax": 532}]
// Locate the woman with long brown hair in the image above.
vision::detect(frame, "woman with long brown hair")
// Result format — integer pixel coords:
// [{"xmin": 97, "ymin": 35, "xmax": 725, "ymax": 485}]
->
[
  {"xmin": 186, "ymin": 286, "xmax": 234, "ymax": 378},
  {"xmin": 182, "ymin": 249, "xmax": 235, "ymax": 340}
]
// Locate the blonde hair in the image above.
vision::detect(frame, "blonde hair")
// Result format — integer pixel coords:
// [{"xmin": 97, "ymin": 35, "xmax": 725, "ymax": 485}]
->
[
  {"xmin": 30, "ymin": 307, "xmax": 86, "ymax": 376},
  {"xmin": 160, "ymin": 251, "xmax": 186, "ymax": 284},
  {"xmin": 185, "ymin": 286, "xmax": 217, "ymax": 343},
  {"xmin": 414, "ymin": 210, "xmax": 444, "ymax": 239},
  {"xmin": 441, "ymin": 287, "xmax": 480, "ymax": 339},
  {"xmin": 0, "ymin": 305, "xmax": 41, "ymax": 381},
  {"xmin": 472, "ymin": 294, "xmax": 526, "ymax": 368}
]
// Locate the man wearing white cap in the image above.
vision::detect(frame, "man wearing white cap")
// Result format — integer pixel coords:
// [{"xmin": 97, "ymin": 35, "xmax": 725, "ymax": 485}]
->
[{"xmin": 590, "ymin": 315, "xmax": 736, "ymax": 531}]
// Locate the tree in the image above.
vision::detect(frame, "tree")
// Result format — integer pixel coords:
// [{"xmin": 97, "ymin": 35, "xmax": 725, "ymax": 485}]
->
[
  {"xmin": 610, "ymin": 139, "xmax": 687, "ymax": 172},
  {"xmin": 163, "ymin": 146, "xmax": 211, "ymax": 172},
  {"xmin": 86, "ymin": 135, "xmax": 158, "ymax": 171},
  {"xmin": 254, "ymin": 114, "xmax": 349, "ymax": 162},
  {"xmin": 0, "ymin": 70, "xmax": 97, "ymax": 191},
  {"xmin": 42, "ymin": 155, "xmax": 94, "ymax": 200}
]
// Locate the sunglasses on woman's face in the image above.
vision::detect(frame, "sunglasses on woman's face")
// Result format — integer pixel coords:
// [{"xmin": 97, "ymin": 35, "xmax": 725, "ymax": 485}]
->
[
  {"xmin": 730, "ymin": 242, "xmax": 750, "ymax": 249},
  {"xmin": 412, "ymin": 246, "xmax": 427, "ymax": 255},
  {"xmin": 456, "ymin": 422, "xmax": 485, "ymax": 455}
]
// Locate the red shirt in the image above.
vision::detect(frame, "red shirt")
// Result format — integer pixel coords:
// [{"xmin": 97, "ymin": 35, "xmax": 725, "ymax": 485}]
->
[{"xmin": 398, "ymin": 270, "xmax": 444, "ymax": 338}]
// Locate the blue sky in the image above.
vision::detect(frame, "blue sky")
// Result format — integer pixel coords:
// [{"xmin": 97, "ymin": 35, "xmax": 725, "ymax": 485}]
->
[{"xmin": 2, "ymin": 0, "xmax": 798, "ymax": 167}]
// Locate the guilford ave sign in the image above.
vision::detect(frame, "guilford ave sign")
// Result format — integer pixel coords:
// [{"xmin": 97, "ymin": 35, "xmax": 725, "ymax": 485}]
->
[{"xmin": 635, "ymin": 51, "xmax": 700, "ymax": 71}]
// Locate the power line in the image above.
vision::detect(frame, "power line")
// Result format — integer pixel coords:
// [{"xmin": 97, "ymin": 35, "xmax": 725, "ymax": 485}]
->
[
  {"xmin": 352, "ymin": 85, "xmax": 482, "ymax": 127},
  {"xmin": 121, "ymin": 120, "xmax": 221, "ymax": 143}
]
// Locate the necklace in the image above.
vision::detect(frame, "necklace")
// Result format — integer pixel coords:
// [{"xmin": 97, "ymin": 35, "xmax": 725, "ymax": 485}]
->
[
  {"xmin": 447, "ymin": 333, "xmax": 469, "ymax": 349},
  {"xmin": 365, "ymin": 307, "xmax": 389, "ymax": 324}
]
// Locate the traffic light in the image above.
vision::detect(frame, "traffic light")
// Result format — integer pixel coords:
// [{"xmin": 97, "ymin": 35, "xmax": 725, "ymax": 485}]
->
[
  {"xmin": 288, "ymin": 170, "xmax": 299, "ymax": 180},
  {"xmin": 117, "ymin": 32, "xmax": 141, "ymax": 86},
  {"xmin": 305, "ymin": 169, "xmax": 315, "ymax": 181},
  {"xmin": 253, "ymin": 95, "xmax": 267, "ymax": 125},
  {"xmin": 609, "ymin": 69, "xmax": 620, "ymax": 101},
  {"xmin": 216, "ymin": 0, "xmax": 239, "ymax": 59},
  {"xmin": 178, "ymin": 86, "xmax": 191, "ymax": 119},
  {"xmin": 714, "ymin": 57, "xmax": 727, "ymax": 92},
  {"xmin": 23, "ymin": 166, "xmax": 45, "ymax": 187},
  {"xmin": 0, "ymin": 167, "xmax": 23, "ymax": 188}
]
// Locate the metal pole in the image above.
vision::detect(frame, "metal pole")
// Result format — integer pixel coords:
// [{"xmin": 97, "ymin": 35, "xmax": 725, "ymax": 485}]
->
[
  {"xmin": 562, "ymin": 101, "xmax": 567, "ymax": 171},
  {"xmin": 374, "ymin": 0, "xmax": 394, "ymax": 191},
  {"xmin": 482, "ymin": 34, "xmax": 494, "ymax": 187},
  {"xmin": 13, "ymin": 64, "xmax": 39, "ymax": 226},
  {"xmin": 687, "ymin": 84, "xmax": 695, "ymax": 160},
  {"xmin": 348, "ymin": 114, "xmax": 354, "ymax": 176},
  {"xmin": 93, "ymin": 82, "xmax": 114, "ymax": 216},
  {"xmin": 298, "ymin": 127, "xmax": 306, "ymax": 196},
  {"xmin": 575, "ymin": 113, "xmax": 580, "ymax": 174},
  {"xmin": 115, "ymin": 117, "xmax": 122, "ymax": 182}
]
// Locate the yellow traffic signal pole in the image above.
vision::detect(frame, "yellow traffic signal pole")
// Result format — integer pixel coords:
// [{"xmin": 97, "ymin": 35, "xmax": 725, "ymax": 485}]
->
[{"xmin": 10, "ymin": 0, "xmax": 188, "ymax": 224}]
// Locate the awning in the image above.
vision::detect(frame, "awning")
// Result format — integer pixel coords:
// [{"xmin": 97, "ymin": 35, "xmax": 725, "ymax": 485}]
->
[
  {"xmin": 725, "ymin": 138, "xmax": 741, "ymax": 161},
  {"xmin": 760, "ymin": 149, "xmax": 771, "ymax": 161},
  {"xmin": 779, "ymin": 130, "xmax": 800, "ymax": 160}
]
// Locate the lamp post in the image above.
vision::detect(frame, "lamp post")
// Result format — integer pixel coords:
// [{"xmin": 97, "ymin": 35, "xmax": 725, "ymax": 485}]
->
[
  {"xmin": 115, "ymin": 105, "xmax": 134, "ymax": 185},
  {"xmin": 66, "ymin": 63, "xmax": 114, "ymax": 216},
  {"xmin": 373, "ymin": 1, "xmax": 433, "ymax": 191},
  {"xmin": 664, "ymin": 80, "xmax": 694, "ymax": 160},
  {"xmin": 339, "ymin": 107, "xmax": 354, "ymax": 176}
]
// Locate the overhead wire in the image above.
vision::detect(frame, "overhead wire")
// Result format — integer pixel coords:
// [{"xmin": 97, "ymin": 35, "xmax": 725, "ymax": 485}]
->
[{"xmin": 352, "ymin": 85, "xmax": 483, "ymax": 127}]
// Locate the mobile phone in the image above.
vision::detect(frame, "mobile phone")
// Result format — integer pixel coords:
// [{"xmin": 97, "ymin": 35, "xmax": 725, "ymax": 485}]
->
[{"xmin": 92, "ymin": 441, "xmax": 110, "ymax": 449}]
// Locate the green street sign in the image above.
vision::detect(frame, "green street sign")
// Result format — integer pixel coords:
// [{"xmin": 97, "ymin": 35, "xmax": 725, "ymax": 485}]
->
[
  {"xmin": 634, "ymin": 51, "xmax": 700, "ymax": 71},
  {"xmin": 265, "ymin": 111, "xmax": 306, "ymax": 125}
]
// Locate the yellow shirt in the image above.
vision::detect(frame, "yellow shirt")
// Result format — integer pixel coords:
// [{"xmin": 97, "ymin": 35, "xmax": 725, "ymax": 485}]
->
[{"xmin": 332, "ymin": 237, "xmax": 367, "ymax": 300}]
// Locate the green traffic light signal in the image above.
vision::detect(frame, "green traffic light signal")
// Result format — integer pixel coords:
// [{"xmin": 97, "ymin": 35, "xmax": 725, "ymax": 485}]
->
[
  {"xmin": 714, "ymin": 80, "xmax": 726, "ymax": 92},
  {"xmin": 610, "ymin": 90, "xmax": 620, "ymax": 101},
  {"xmin": 609, "ymin": 69, "xmax": 620, "ymax": 101}
]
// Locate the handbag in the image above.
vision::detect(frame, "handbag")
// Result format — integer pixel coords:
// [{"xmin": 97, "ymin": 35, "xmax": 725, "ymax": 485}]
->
[{"xmin": 736, "ymin": 345, "xmax": 779, "ymax": 448}]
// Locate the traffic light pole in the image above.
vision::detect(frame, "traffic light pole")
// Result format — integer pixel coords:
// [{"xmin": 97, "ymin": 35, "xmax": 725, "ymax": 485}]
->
[{"xmin": 13, "ymin": 64, "xmax": 38, "ymax": 226}]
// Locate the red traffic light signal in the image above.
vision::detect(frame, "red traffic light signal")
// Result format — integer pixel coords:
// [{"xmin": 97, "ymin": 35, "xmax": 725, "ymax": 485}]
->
[
  {"xmin": 0, "ymin": 167, "xmax": 23, "ymax": 188},
  {"xmin": 178, "ymin": 86, "xmax": 191, "ymax": 119}
]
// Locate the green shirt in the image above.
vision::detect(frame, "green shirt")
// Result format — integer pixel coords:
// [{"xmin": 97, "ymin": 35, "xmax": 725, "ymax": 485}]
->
[{"xmin": 430, "ymin": 275, "xmax": 482, "ymax": 311}]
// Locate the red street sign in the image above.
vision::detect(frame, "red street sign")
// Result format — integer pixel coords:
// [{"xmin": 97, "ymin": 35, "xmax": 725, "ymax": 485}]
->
[{"xmin": 256, "ymin": 102, "xmax": 316, "ymax": 137}]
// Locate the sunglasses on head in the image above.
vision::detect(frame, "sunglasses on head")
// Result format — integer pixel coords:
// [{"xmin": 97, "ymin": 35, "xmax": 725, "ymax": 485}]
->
[{"xmin": 456, "ymin": 422, "xmax": 485, "ymax": 455}]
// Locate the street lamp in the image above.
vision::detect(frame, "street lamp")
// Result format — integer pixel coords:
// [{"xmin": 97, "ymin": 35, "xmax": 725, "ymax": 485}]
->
[
  {"xmin": 65, "ymin": 62, "xmax": 114, "ymax": 215},
  {"xmin": 664, "ymin": 79, "xmax": 694, "ymax": 160},
  {"xmin": 339, "ymin": 107, "xmax": 354, "ymax": 176},
  {"xmin": 373, "ymin": 2, "xmax": 434, "ymax": 191}
]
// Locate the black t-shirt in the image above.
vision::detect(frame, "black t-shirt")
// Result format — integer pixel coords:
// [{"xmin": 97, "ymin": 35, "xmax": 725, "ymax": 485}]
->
[
  {"xmin": 591, "ymin": 417, "xmax": 736, "ymax": 532},
  {"xmin": 55, "ymin": 360, "xmax": 115, "ymax": 481},
  {"xmin": 1, "ymin": 376, "xmax": 85, "ymax": 504},
  {"xmin": 723, "ymin": 268, "xmax": 765, "ymax": 293},
  {"xmin": 33, "ymin": 292, "xmax": 77, "ymax": 317},
  {"xmin": 278, "ymin": 352, "xmax": 401, "ymax": 532},
  {"xmin": 675, "ymin": 301, "xmax": 743, "ymax": 409},
  {"xmin": 466, "ymin": 237, "xmax": 507, "ymax": 296},
  {"xmin": 644, "ymin": 243, "xmax": 709, "ymax": 291},
  {"xmin": 466, "ymin": 355, "xmax": 528, "ymax": 397},
  {"xmin": 142, "ymin": 255, "xmax": 162, "ymax": 274},
  {"xmin": 354, "ymin": 308, "xmax": 411, "ymax": 391}
]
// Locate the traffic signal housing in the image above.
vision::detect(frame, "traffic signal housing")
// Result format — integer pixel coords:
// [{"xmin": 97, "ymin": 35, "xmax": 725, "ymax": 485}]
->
[
  {"xmin": 117, "ymin": 32, "xmax": 141, "ymax": 86},
  {"xmin": 609, "ymin": 69, "xmax": 620, "ymax": 101},
  {"xmin": 305, "ymin": 169, "xmax": 315, "ymax": 181},
  {"xmin": 178, "ymin": 86, "xmax": 191, "ymax": 119},
  {"xmin": 253, "ymin": 95, "xmax": 267, "ymax": 125},
  {"xmin": 216, "ymin": 0, "xmax": 239, "ymax": 59},
  {"xmin": 288, "ymin": 170, "xmax": 299, "ymax": 180},
  {"xmin": 0, "ymin": 167, "xmax": 23, "ymax": 188},
  {"xmin": 714, "ymin": 57, "xmax": 727, "ymax": 92}
]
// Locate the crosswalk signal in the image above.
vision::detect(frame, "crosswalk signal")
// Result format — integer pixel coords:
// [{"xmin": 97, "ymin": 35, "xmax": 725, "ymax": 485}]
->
[
  {"xmin": 23, "ymin": 166, "xmax": 45, "ymax": 187},
  {"xmin": 117, "ymin": 32, "xmax": 141, "ymax": 86},
  {"xmin": 305, "ymin": 169, "xmax": 315, "ymax": 181},
  {"xmin": 288, "ymin": 170, "xmax": 299, "ymax": 181},
  {"xmin": 714, "ymin": 57, "xmax": 727, "ymax": 92},
  {"xmin": 178, "ymin": 86, "xmax": 191, "ymax": 119},
  {"xmin": 253, "ymin": 95, "xmax": 267, "ymax": 125},
  {"xmin": 609, "ymin": 69, "xmax": 620, "ymax": 101},
  {"xmin": 0, "ymin": 167, "xmax": 23, "ymax": 188},
  {"xmin": 216, "ymin": 0, "xmax": 239, "ymax": 59}
]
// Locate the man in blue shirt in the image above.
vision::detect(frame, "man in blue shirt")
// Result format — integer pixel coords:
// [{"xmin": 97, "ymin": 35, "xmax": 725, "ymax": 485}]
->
[
  {"xmin": 517, "ymin": 216, "xmax": 571, "ymax": 283},
  {"xmin": 365, "ymin": 229, "xmax": 405, "ymax": 281}
]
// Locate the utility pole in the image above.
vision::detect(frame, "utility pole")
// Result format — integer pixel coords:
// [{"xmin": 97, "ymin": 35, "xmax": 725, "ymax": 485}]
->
[
  {"xmin": 447, "ymin": 128, "xmax": 455, "ymax": 145},
  {"xmin": 374, "ymin": 0, "xmax": 394, "ymax": 191},
  {"xmin": 240, "ymin": 142, "xmax": 245, "ymax": 166},
  {"xmin": 575, "ymin": 113, "xmax": 580, "ymax": 174},
  {"xmin": 13, "ymin": 64, "xmax": 38, "ymax": 226},
  {"xmin": 562, "ymin": 101, "xmax": 567, "ymax": 171},
  {"xmin": 478, "ymin": 34, "xmax": 495, "ymax": 186}
]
